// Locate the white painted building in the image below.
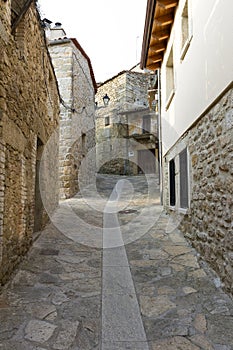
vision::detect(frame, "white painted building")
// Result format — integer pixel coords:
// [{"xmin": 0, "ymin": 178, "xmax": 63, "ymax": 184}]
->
[{"xmin": 141, "ymin": 0, "xmax": 233, "ymax": 294}]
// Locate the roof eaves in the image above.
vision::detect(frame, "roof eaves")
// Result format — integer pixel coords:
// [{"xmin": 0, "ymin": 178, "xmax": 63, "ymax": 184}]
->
[{"xmin": 140, "ymin": 0, "xmax": 156, "ymax": 69}]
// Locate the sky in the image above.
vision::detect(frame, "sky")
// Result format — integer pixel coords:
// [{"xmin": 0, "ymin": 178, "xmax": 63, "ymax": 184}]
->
[{"xmin": 38, "ymin": 0, "xmax": 147, "ymax": 83}]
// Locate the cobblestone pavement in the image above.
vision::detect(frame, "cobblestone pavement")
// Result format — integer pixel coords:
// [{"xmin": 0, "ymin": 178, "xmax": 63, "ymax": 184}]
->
[{"xmin": 0, "ymin": 174, "xmax": 232, "ymax": 350}]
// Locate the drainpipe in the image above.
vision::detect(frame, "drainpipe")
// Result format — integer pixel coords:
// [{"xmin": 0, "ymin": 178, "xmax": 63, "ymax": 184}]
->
[{"xmin": 157, "ymin": 69, "xmax": 163, "ymax": 205}]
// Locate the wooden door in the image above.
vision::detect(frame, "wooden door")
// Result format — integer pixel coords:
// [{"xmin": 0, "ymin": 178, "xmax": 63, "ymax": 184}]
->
[{"xmin": 138, "ymin": 149, "xmax": 156, "ymax": 174}]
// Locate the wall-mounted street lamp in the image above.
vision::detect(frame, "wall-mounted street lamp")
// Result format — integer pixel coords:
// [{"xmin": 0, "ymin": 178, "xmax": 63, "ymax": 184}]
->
[{"xmin": 103, "ymin": 94, "xmax": 110, "ymax": 106}]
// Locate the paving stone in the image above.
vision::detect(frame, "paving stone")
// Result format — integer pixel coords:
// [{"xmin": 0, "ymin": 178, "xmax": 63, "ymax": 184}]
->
[
  {"xmin": 182, "ymin": 286, "xmax": 198, "ymax": 295},
  {"xmin": 0, "ymin": 175, "xmax": 233, "ymax": 350},
  {"xmin": 29, "ymin": 303, "xmax": 57, "ymax": 320},
  {"xmin": 53, "ymin": 320, "xmax": 80, "ymax": 349},
  {"xmin": 163, "ymin": 245, "xmax": 193, "ymax": 256},
  {"xmin": 206, "ymin": 315, "xmax": 233, "ymax": 344},
  {"xmin": 151, "ymin": 336, "xmax": 200, "ymax": 350},
  {"xmin": 172, "ymin": 253, "xmax": 200, "ymax": 268},
  {"xmin": 140, "ymin": 295, "xmax": 176, "ymax": 317},
  {"xmin": 193, "ymin": 313, "xmax": 207, "ymax": 333},
  {"xmin": 189, "ymin": 334, "xmax": 214, "ymax": 350},
  {"xmin": 24, "ymin": 320, "xmax": 57, "ymax": 343}
]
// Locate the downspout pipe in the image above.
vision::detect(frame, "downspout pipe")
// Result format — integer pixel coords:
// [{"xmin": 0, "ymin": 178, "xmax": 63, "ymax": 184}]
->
[{"xmin": 157, "ymin": 69, "xmax": 163, "ymax": 205}]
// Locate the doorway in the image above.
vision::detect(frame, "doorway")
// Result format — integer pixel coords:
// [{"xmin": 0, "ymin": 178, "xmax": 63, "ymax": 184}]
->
[
  {"xmin": 33, "ymin": 138, "xmax": 44, "ymax": 232},
  {"xmin": 138, "ymin": 149, "xmax": 156, "ymax": 174}
]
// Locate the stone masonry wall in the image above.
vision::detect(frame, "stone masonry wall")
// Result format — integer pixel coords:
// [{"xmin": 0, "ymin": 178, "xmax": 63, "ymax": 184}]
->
[
  {"xmin": 163, "ymin": 86, "xmax": 233, "ymax": 294},
  {"xmin": 96, "ymin": 71, "xmax": 157, "ymax": 174},
  {"xmin": 48, "ymin": 37, "xmax": 96, "ymax": 199},
  {"xmin": 0, "ymin": 2, "xmax": 60, "ymax": 285}
]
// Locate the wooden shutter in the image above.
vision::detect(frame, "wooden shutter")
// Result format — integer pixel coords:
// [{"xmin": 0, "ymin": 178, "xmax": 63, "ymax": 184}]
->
[{"xmin": 179, "ymin": 148, "xmax": 189, "ymax": 208}]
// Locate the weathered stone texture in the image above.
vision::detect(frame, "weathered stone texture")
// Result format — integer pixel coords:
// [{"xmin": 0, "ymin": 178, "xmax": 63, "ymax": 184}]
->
[
  {"xmin": 164, "ymin": 87, "xmax": 233, "ymax": 294},
  {"xmin": 48, "ymin": 33, "xmax": 96, "ymax": 199},
  {"xmin": 96, "ymin": 70, "xmax": 158, "ymax": 175},
  {"xmin": 0, "ymin": 2, "xmax": 60, "ymax": 285}
]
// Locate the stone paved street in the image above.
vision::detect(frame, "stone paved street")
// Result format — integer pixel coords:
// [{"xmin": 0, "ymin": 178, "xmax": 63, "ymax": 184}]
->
[{"xmin": 0, "ymin": 175, "xmax": 232, "ymax": 350}]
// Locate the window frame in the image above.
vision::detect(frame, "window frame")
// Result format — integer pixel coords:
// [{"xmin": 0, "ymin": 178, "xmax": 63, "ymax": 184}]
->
[
  {"xmin": 105, "ymin": 116, "xmax": 110, "ymax": 127},
  {"xmin": 180, "ymin": 0, "xmax": 193, "ymax": 61},
  {"xmin": 179, "ymin": 147, "xmax": 189, "ymax": 210},
  {"xmin": 165, "ymin": 45, "xmax": 175, "ymax": 110},
  {"xmin": 169, "ymin": 158, "xmax": 176, "ymax": 207}
]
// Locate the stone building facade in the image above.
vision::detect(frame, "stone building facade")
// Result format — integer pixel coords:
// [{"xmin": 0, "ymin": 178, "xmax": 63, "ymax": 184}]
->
[
  {"xmin": 46, "ymin": 25, "xmax": 97, "ymax": 199},
  {"xmin": 141, "ymin": 0, "xmax": 233, "ymax": 294},
  {"xmin": 0, "ymin": 1, "xmax": 60, "ymax": 285},
  {"xmin": 96, "ymin": 69, "xmax": 158, "ymax": 175},
  {"xmin": 174, "ymin": 88, "xmax": 233, "ymax": 294}
]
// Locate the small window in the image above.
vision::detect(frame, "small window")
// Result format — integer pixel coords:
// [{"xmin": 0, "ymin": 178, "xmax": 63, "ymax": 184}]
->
[
  {"xmin": 82, "ymin": 133, "xmax": 86, "ymax": 155},
  {"xmin": 179, "ymin": 148, "xmax": 189, "ymax": 208},
  {"xmin": 105, "ymin": 116, "xmax": 110, "ymax": 126},
  {"xmin": 169, "ymin": 159, "xmax": 176, "ymax": 206},
  {"xmin": 181, "ymin": 1, "xmax": 189, "ymax": 48},
  {"xmin": 166, "ymin": 46, "xmax": 175, "ymax": 109},
  {"xmin": 180, "ymin": 0, "xmax": 192, "ymax": 60}
]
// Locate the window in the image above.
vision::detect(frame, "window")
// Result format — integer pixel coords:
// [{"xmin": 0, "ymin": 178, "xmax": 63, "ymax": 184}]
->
[
  {"xmin": 169, "ymin": 159, "xmax": 176, "ymax": 206},
  {"xmin": 105, "ymin": 116, "xmax": 110, "ymax": 126},
  {"xmin": 142, "ymin": 115, "xmax": 151, "ymax": 134},
  {"xmin": 81, "ymin": 133, "xmax": 86, "ymax": 155},
  {"xmin": 179, "ymin": 148, "xmax": 189, "ymax": 208},
  {"xmin": 180, "ymin": 0, "xmax": 192, "ymax": 60},
  {"xmin": 166, "ymin": 46, "xmax": 175, "ymax": 109}
]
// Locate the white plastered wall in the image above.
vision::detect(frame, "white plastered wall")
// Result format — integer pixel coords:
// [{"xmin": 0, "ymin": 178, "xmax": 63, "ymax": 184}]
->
[{"xmin": 161, "ymin": 0, "xmax": 233, "ymax": 155}]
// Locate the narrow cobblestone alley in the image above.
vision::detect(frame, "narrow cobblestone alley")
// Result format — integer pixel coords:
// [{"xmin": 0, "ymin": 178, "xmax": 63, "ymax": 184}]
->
[{"xmin": 0, "ymin": 175, "xmax": 232, "ymax": 350}]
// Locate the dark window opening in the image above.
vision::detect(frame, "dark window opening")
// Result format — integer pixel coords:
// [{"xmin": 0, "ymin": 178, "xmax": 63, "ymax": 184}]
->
[
  {"xmin": 105, "ymin": 116, "xmax": 110, "ymax": 126},
  {"xmin": 169, "ymin": 159, "xmax": 176, "ymax": 206}
]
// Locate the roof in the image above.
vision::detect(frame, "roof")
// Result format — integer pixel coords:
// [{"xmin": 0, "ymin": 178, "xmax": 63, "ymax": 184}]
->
[
  {"xmin": 141, "ymin": 0, "xmax": 178, "ymax": 71},
  {"xmin": 71, "ymin": 38, "xmax": 97, "ymax": 93},
  {"xmin": 98, "ymin": 68, "xmax": 150, "ymax": 88}
]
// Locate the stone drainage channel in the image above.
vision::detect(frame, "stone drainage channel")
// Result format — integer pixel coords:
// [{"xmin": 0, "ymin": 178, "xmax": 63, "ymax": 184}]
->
[{"xmin": 102, "ymin": 179, "xmax": 149, "ymax": 349}]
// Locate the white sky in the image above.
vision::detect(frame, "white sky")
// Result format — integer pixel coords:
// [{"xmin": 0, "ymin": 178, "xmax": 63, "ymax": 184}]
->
[{"xmin": 38, "ymin": 0, "xmax": 147, "ymax": 83}]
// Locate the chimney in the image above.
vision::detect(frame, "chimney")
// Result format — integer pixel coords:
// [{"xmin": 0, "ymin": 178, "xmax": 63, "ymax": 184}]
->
[{"xmin": 50, "ymin": 22, "xmax": 67, "ymax": 40}]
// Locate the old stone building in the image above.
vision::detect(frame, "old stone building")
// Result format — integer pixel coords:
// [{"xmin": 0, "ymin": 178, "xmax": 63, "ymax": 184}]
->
[
  {"xmin": 141, "ymin": 0, "xmax": 233, "ymax": 293},
  {"xmin": 45, "ymin": 23, "xmax": 97, "ymax": 199},
  {"xmin": 0, "ymin": 0, "xmax": 60, "ymax": 285},
  {"xmin": 95, "ymin": 68, "xmax": 158, "ymax": 175}
]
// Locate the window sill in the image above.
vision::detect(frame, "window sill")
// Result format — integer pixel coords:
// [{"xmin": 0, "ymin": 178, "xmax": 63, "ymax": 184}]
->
[
  {"xmin": 178, "ymin": 207, "xmax": 189, "ymax": 214},
  {"xmin": 166, "ymin": 89, "xmax": 175, "ymax": 111},
  {"xmin": 169, "ymin": 206, "xmax": 176, "ymax": 211},
  {"xmin": 180, "ymin": 35, "xmax": 193, "ymax": 61}
]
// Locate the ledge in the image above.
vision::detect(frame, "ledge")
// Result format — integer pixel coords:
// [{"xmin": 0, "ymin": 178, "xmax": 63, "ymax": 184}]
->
[
  {"xmin": 178, "ymin": 207, "xmax": 188, "ymax": 214},
  {"xmin": 166, "ymin": 89, "xmax": 175, "ymax": 110},
  {"xmin": 180, "ymin": 35, "xmax": 193, "ymax": 61}
]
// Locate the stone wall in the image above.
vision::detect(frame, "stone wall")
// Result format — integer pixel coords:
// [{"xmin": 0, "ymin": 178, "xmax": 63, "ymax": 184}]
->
[
  {"xmin": 48, "ymin": 34, "xmax": 96, "ymax": 199},
  {"xmin": 96, "ymin": 71, "xmax": 158, "ymax": 175},
  {"xmin": 163, "ymin": 86, "xmax": 233, "ymax": 294},
  {"xmin": 0, "ymin": 1, "xmax": 60, "ymax": 285}
]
